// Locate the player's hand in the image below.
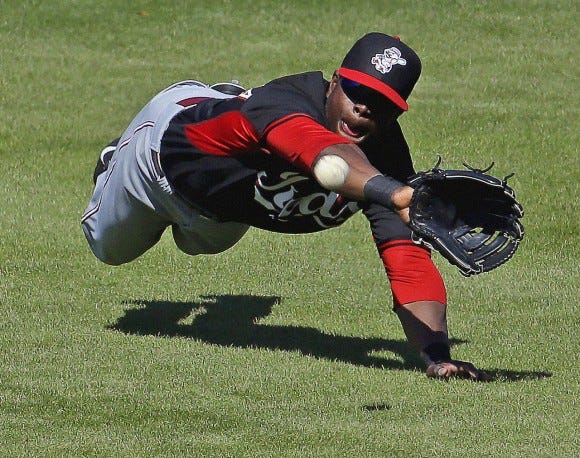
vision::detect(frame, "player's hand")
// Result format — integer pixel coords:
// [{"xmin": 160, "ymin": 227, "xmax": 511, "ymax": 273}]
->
[
  {"xmin": 396, "ymin": 207, "xmax": 410, "ymax": 225},
  {"xmin": 426, "ymin": 360, "xmax": 492, "ymax": 381},
  {"xmin": 391, "ymin": 186, "xmax": 413, "ymax": 224}
]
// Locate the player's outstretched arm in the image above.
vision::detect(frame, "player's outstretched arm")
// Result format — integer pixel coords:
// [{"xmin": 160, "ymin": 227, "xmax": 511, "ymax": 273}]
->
[{"xmin": 395, "ymin": 300, "xmax": 491, "ymax": 381}]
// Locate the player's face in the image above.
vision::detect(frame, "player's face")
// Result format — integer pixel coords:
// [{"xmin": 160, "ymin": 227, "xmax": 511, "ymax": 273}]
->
[{"xmin": 325, "ymin": 73, "xmax": 402, "ymax": 144}]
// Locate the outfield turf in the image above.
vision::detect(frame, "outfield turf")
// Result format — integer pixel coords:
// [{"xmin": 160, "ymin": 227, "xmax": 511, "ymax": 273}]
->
[{"xmin": 0, "ymin": 0, "xmax": 578, "ymax": 456}]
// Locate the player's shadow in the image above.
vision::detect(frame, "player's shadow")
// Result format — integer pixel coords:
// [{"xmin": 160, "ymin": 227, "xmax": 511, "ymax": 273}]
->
[{"xmin": 108, "ymin": 294, "xmax": 551, "ymax": 381}]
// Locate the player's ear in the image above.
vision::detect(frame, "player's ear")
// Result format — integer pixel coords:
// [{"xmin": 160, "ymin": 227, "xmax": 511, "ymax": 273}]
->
[
  {"xmin": 327, "ymin": 71, "xmax": 340, "ymax": 96},
  {"xmin": 331, "ymin": 71, "xmax": 340, "ymax": 84}
]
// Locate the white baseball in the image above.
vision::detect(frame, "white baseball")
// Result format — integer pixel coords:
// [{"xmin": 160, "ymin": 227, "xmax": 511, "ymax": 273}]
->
[{"xmin": 313, "ymin": 154, "xmax": 350, "ymax": 191}]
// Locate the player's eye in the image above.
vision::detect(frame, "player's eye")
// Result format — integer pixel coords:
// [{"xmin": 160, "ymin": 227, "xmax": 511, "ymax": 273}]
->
[
  {"xmin": 340, "ymin": 78, "xmax": 374, "ymax": 106},
  {"xmin": 340, "ymin": 77, "xmax": 402, "ymax": 120}
]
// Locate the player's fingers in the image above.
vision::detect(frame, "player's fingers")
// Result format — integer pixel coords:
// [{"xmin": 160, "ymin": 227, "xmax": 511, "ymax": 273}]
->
[
  {"xmin": 425, "ymin": 363, "xmax": 441, "ymax": 378},
  {"xmin": 426, "ymin": 362, "xmax": 492, "ymax": 381},
  {"xmin": 456, "ymin": 362, "xmax": 493, "ymax": 382},
  {"xmin": 397, "ymin": 207, "xmax": 410, "ymax": 224},
  {"xmin": 458, "ymin": 363, "xmax": 479, "ymax": 379},
  {"xmin": 426, "ymin": 363, "xmax": 455, "ymax": 379}
]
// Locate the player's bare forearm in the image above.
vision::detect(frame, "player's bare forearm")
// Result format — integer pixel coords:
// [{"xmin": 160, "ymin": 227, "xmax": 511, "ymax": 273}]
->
[
  {"xmin": 313, "ymin": 144, "xmax": 413, "ymax": 219},
  {"xmin": 396, "ymin": 300, "xmax": 491, "ymax": 381}
]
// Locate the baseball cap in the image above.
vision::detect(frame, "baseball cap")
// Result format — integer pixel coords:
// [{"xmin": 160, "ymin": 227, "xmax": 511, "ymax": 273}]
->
[{"xmin": 338, "ymin": 32, "xmax": 422, "ymax": 111}]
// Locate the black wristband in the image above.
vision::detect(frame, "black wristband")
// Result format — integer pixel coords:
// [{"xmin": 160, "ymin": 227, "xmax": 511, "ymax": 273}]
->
[
  {"xmin": 422, "ymin": 342, "xmax": 451, "ymax": 363},
  {"xmin": 363, "ymin": 175, "xmax": 403, "ymax": 210}
]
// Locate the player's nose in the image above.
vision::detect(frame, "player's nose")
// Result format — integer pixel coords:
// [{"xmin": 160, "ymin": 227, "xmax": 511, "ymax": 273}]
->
[{"xmin": 353, "ymin": 103, "xmax": 371, "ymax": 118}]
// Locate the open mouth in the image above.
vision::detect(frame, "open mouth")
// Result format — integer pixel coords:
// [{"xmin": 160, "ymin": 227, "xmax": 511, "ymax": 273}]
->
[{"xmin": 340, "ymin": 120, "xmax": 366, "ymax": 140}]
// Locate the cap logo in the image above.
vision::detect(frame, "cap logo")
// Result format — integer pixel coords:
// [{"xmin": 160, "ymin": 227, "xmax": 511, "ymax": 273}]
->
[{"xmin": 371, "ymin": 47, "xmax": 407, "ymax": 74}]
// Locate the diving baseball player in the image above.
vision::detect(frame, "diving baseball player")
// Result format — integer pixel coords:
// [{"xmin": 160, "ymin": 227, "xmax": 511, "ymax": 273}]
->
[{"xmin": 82, "ymin": 33, "xmax": 490, "ymax": 380}]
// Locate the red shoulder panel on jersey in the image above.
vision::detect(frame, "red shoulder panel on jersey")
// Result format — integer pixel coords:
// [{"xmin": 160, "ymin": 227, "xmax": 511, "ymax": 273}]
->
[
  {"xmin": 377, "ymin": 239, "xmax": 447, "ymax": 307},
  {"xmin": 264, "ymin": 115, "xmax": 352, "ymax": 172},
  {"xmin": 184, "ymin": 111, "xmax": 261, "ymax": 156}
]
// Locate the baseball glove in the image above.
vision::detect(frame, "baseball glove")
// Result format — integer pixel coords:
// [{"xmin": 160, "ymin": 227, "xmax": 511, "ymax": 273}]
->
[{"xmin": 408, "ymin": 159, "xmax": 524, "ymax": 277}]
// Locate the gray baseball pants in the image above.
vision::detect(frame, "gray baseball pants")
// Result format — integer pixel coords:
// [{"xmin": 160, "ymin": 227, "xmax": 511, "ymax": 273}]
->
[{"xmin": 81, "ymin": 81, "xmax": 249, "ymax": 265}]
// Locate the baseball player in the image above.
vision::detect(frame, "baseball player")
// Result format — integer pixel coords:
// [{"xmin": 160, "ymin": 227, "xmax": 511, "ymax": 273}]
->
[{"xmin": 82, "ymin": 33, "xmax": 489, "ymax": 380}]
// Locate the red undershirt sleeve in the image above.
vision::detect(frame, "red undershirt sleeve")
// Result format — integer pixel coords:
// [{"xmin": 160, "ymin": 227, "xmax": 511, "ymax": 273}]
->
[
  {"xmin": 263, "ymin": 115, "xmax": 352, "ymax": 172},
  {"xmin": 378, "ymin": 240, "xmax": 447, "ymax": 307}
]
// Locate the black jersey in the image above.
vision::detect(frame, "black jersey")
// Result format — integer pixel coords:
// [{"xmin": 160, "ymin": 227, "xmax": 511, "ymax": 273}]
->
[{"xmin": 159, "ymin": 72, "xmax": 414, "ymax": 241}]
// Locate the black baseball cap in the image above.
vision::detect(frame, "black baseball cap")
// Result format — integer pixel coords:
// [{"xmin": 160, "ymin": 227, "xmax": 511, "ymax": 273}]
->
[{"xmin": 338, "ymin": 32, "xmax": 422, "ymax": 111}]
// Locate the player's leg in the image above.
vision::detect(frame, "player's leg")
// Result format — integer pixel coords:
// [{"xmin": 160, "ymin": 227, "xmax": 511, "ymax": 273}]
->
[
  {"xmin": 82, "ymin": 79, "xmax": 246, "ymax": 264},
  {"xmin": 171, "ymin": 216, "xmax": 249, "ymax": 256},
  {"xmin": 82, "ymin": 135, "xmax": 249, "ymax": 263},
  {"xmin": 81, "ymin": 139, "xmax": 172, "ymax": 265}
]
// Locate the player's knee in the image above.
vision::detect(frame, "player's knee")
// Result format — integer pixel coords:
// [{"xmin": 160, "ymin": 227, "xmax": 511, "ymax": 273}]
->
[
  {"xmin": 82, "ymin": 224, "xmax": 133, "ymax": 266},
  {"xmin": 173, "ymin": 233, "xmax": 230, "ymax": 255},
  {"xmin": 172, "ymin": 222, "xmax": 248, "ymax": 256},
  {"xmin": 93, "ymin": 247, "xmax": 130, "ymax": 265},
  {"xmin": 88, "ymin": 240, "xmax": 131, "ymax": 266}
]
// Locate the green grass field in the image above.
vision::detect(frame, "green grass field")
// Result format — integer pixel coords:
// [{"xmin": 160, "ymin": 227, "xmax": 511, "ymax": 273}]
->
[{"xmin": 1, "ymin": 0, "xmax": 578, "ymax": 456}]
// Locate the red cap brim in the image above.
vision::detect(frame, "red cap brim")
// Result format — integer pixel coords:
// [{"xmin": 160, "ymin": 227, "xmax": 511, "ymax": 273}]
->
[{"xmin": 338, "ymin": 67, "xmax": 409, "ymax": 111}]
